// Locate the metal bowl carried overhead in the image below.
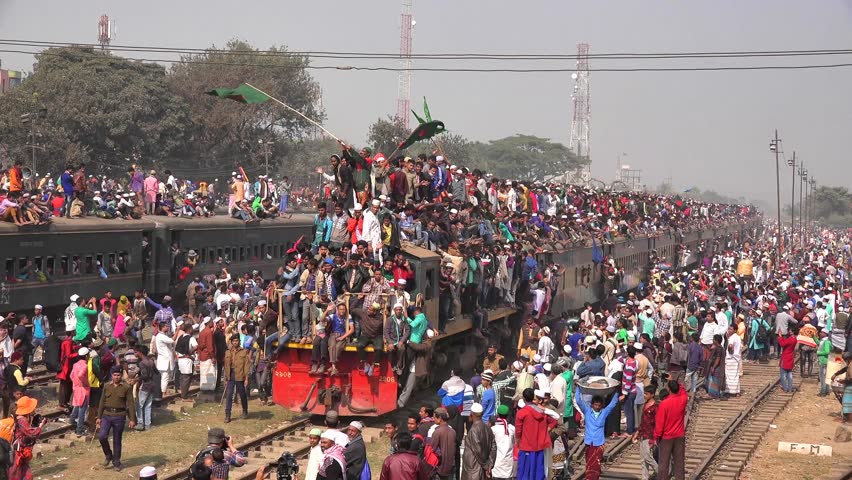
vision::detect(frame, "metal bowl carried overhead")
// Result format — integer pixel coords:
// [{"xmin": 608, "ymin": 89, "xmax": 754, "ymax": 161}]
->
[{"xmin": 577, "ymin": 376, "xmax": 620, "ymax": 397}]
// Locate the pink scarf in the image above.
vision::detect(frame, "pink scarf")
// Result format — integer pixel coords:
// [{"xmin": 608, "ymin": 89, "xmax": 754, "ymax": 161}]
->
[{"xmin": 318, "ymin": 444, "xmax": 347, "ymax": 478}]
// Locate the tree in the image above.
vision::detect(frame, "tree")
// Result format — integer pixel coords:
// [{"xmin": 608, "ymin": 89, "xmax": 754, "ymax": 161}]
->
[
  {"xmin": 279, "ymin": 136, "xmax": 341, "ymax": 182},
  {"xmin": 466, "ymin": 134, "xmax": 584, "ymax": 182},
  {"xmin": 0, "ymin": 46, "xmax": 190, "ymax": 175},
  {"xmin": 168, "ymin": 39, "xmax": 323, "ymax": 170},
  {"xmin": 366, "ymin": 116, "xmax": 408, "ymax": 156}
]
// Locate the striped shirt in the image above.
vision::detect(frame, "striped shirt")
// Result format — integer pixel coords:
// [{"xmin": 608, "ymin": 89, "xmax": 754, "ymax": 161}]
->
[{"xmin": 621, "ymin": 357, "xmax": 638, "ymax": 395}]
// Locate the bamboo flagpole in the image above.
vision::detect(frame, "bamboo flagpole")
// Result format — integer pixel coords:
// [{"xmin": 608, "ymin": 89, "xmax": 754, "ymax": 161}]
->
[{"xmin": 243, "ymin": 82, "xmax": 342, "ymax": 142}]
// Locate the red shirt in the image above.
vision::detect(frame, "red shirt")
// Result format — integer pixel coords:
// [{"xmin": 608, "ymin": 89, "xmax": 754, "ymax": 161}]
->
[
  {"xmin": 778, "ymin": 334, "xmax": 797, "ymax": 370},
  {"xmin": 515, "ymin": 404, "xmax": 555, "ymax": 451},
  {"xmin": 654, "ymin": 385, "xmax": 687, "ymax": 440},
  {"xmin": 51, "ymin": 196, "xmax": 64, "ymax": 216},
  {"xmin": 638, "ymin": 401, "xmax": 658, "ymax": 441}
]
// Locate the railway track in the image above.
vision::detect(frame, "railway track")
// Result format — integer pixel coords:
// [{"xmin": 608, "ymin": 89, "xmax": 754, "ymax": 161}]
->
[
  {"xmin": 158, "ymin": 417, "xmax": 315, "ymax": 480},
  {"xmin": 567, "ymin": 360, "xmax": 801, "ymax": 480}
]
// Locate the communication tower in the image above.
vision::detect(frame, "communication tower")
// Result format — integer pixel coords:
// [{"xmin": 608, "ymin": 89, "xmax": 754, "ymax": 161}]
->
[
  {"xmin": 568, "ymin": 43, "xmax": 591, "ymax": 185},
  {"xmin": 97, "ymin": 14, "xmax": 115, "ymax": 50},
  {"xmin": 395, "ymin": 0, "xmax": 414, "ymax": 130}
]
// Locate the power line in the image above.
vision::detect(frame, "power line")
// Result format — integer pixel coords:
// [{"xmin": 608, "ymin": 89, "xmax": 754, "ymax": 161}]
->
[
  {"xmin": 3, "ymin": 47, "xmax": 852, "ymax": 73},
  {"xmin": 4, "ymin": 38, "xmax": 852, "ymax": 60}
]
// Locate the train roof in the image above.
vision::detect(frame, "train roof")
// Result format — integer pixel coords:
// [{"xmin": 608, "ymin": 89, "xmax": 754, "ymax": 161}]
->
[{"xmin": 0, "ymin": 214, "xmax": 314, "ymax": 235}]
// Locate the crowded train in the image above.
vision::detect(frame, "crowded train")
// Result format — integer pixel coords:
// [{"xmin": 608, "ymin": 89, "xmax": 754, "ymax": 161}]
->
[{"xmin": 0, "ymin": 143, "xmax": 850, "ymax": 480}]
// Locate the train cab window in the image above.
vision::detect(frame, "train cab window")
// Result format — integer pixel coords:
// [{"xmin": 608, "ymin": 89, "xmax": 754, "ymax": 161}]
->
[{"xmin": 424, "ymin": 267, "xmax": 435, "ymax": 301}]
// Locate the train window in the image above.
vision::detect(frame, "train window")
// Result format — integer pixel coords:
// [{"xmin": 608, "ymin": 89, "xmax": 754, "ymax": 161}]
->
[
  {"xmin": 16, "ymin": 257, "xmax": 27, "ymax": 281},
  {"xmin": 3, "ymin": 258, "xmax": 11, "ymax": 281},
  {"xmin": 216, "ymin": 248, "xmax": 224, "ymax": 263},
  {"xmin": 198, "ymin": 249, "xmax": 206, "ymax": 264},
  {"xmin": 238, "ymin": 247, "xmax": 246, "ymax": 262},
  {"xmin": 207, "ymin": 248, "xmax": 215, "ymax": 265},
  {"xmin": 230, "ymin": 247, "xmax": 238, "ymax": 263},
  {"xmin": 117, "ymin": 252, "xmax": 129, "ymax": 274},
  {"xmin": 59, "ymin": 256, "xmax": 68, "ymax": 276},
  {"xmin": 44, "ymin": 256, "xmax": 55, "ymax": 278},
  {"xmin": 253, "ymin": 245, "xmax": 260, "ymax": 260},
  {"xmin": 84, "ymin": 255, "xmax": 95, "ymax": 274},
  {"xmin": 96, "ymin": 254, "xmax": 104, "ymax": 273}
]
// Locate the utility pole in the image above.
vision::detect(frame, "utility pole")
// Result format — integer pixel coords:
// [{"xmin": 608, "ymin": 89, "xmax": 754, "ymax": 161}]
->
[
  {"xmin": 769, "ymin": 130, "xmax": 782, "ymax": 262},
  {"xmin": 787, "ymin": 151, "xmax": 796, "ymax": 247},
  {"xmin": 810, "ymin": 178, "xmax": 817, "ymax": 233},
  {"xmin": 798, "ymin": 163, "xmax": 806, "ymax": 247},
  {"xmin": 258, "ymin": 139, "xmax": 273, "ymax": 176}
]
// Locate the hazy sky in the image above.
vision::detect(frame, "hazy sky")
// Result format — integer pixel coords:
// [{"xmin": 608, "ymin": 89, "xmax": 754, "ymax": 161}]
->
[{"xmin": 2, "ymin": 0, "xmax": 852, "ymax": 207}]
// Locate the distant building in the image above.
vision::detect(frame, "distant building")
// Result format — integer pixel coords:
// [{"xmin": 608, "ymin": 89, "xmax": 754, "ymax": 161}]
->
[{"xmin": 0, "ymin": 68, "xmax": 26, "ymax": 94}]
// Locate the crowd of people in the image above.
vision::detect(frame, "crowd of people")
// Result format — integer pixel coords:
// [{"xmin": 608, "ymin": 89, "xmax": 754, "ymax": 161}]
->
[
  {"xmin": 3, "ymin": 143, "xmax": 851, "ymax": 480},
  {"xmin": 0, "ymin": 161, "xmax": 308, "ymax": 224}
]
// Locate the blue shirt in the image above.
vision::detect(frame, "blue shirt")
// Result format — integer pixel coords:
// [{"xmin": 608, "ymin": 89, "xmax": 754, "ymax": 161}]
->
[
  {"xmin": 61, "ymin": 172, "xmax": 74, "ymax": 194},
  {"xmin": 521, "ymin": 256, "xmax": 538, "ymax": 281},
  {"xmin": 33, "ymin": 316, "xmax": 45, "ymax": 339},
  {"xmin": 575, "ymin": 357, "xmax": 605, "ymax": 379},
  {"xmin": 480, "ymin": 388, "xmax": 496, "ymax": 423},
  {"xmin": 568, "ymin": 333, "xmax": 585, "ymax": 359},
  {"xmin": 575, "ymin": 389, "xmax": 619, "ymax": 447}
]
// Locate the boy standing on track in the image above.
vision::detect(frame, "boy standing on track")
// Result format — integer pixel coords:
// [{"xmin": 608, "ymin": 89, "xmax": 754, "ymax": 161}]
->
[
  {"xmin": 574, "ymin": 388, "xmax": 619, "ymax": 480},
  {"xmin": 633, "ymin": 383, "xmax": 658, "ymax": 480}
]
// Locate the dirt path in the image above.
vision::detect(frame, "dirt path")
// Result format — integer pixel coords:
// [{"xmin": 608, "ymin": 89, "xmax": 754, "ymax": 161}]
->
[
  {"xmin": 32, "ymin": 398, "xmax": 294, "ymax": 479},
  {"xmin": 741, "ymin": 376, "xmax": 852, "ymax": 480}
]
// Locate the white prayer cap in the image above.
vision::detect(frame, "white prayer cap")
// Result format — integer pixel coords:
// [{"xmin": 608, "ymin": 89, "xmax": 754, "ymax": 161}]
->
[
  {"xmin": 470, "ymin": 403, "xmax": 483, "ymax": 414},
  {"xmin": 349, "ymin": 421, "xmax": 364, "ymax": 431},
  {"xmin": 139, "ymin": 466, "xmax": 157, "ymax": 479}
]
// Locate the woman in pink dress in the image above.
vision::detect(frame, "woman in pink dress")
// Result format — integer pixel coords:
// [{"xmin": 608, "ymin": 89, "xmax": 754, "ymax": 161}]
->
[{"xmin": 69, "ymin": 349, "xmax": 90, "ymax": 436}]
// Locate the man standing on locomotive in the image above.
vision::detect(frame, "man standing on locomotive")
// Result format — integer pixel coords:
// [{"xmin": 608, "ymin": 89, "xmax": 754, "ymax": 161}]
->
[{"xmin": 352, "ymin": 303, "xmax": 386, "ymax": 376}]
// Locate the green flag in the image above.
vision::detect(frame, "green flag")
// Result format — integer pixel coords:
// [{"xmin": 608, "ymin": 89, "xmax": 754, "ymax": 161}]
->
[
  {"xmin": 423, "ymin": 97, "xmax": 432, "ymax": 122},
  {"xmin": 411, "ymin": 109, "xmax": 427, "ymax": 125},
  {"xmin": 398, "ymin": 120, "xmax": 445, "ymax": 150},
  {"xmin": 206, "ymin": 84, "xmax": 270, "ymax": 104}
]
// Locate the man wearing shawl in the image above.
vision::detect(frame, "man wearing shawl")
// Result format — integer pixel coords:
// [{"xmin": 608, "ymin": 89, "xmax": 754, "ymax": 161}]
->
[{"xmin": 318, "ymin": 430, "xmax": 347, "ymax": 480}]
